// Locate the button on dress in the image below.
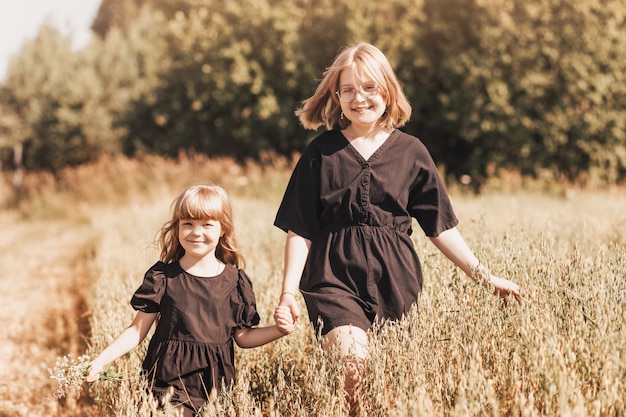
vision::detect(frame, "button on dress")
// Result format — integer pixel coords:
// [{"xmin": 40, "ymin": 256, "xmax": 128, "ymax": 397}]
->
[
  {"xmin": 130, "ymin": 261, "xmax": 260, "ymax": 416},
  {"xmin": 274, "ymin": 129, "xmax": 458, "ymax": 335}
]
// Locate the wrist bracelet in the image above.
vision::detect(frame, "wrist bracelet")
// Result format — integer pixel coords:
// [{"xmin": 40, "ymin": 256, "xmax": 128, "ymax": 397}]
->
[
  {"xmin": 470, "ymin": 262, "xmax": 492, "ymax": 288},
  {"xmin": 280, "ymin": 291, "xmax": 297, "ymax": 299}
]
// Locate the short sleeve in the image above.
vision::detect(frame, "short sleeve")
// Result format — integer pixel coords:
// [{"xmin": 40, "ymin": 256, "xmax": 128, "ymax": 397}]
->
[
  {"xmin": 408, "ymin": 150, "xmax": 459, "ymax": 237},
  {"xmin": 236, "ymin": 269, "xmax": 261, "ymax": 328},
  {"xmin": 130, "ymin": 262, "xmax": 167, "ymax": 313},
  {"xmin": 273, "ymin": 143, "xmax": 322, "ymax": 240}
]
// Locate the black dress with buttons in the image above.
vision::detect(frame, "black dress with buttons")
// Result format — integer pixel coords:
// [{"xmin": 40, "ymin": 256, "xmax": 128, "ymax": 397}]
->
[{"xmin": 274, "ymin": 129, "xmax": 459, "ymax": 335}]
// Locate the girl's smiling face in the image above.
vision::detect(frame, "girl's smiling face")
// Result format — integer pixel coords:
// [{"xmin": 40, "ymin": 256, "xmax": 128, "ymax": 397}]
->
[
  {"xmin": 338, "ymin": 66, "xmax": 387, "ymax": 129},
  {"xmin": 178, "ymin": 218, "xmax": 222, "ymax": 259}
]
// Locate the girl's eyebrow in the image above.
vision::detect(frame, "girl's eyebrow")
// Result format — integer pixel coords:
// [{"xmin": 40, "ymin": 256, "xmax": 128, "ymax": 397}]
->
[{"xmin": 339, "ymin": 79, "xmax": 375, "ymax": 87}]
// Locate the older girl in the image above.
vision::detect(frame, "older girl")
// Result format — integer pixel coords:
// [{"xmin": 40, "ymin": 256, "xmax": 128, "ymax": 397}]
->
[{"xmin": 273, "ymin": 43, "xmax": 519, "ymax": 414}]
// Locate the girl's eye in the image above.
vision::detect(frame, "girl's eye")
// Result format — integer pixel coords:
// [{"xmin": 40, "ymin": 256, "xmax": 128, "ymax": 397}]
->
[
  {"xmin": 363, "ymin": 84, "xmax": 377, "ymax": 93},
  {"xmin": 340, "ymin": 88, "xmax": 355, "ymax": 95}
]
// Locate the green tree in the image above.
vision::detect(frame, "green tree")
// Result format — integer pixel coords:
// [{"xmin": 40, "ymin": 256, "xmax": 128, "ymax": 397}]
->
[
  {"xmin": 120, "ymin": 0, "xmax": 310, "ymax": 158},
  {"xmin": 89, "ymin": 8, "xmax": 171, "ymax": 151},
  {"xmin": 0, "ymin": 103, "xmax": 26, "ymax": 190},
  {"xmin": 91, "ymin": 0, "xmax": 144, "ymax": 38},
  {"xmin": 402, "ymin": 0, "xmax": 626, "ymax": 185},
  {"xmin": 1, "ymin": 25, "xmax": 117, "ymax": 173}
]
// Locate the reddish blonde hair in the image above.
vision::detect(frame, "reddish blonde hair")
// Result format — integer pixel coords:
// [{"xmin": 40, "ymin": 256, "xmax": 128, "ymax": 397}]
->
[
  {"xmin": 158, "ymin": 184, "xmax": 245, "ymax": 268},
  {"xmin": 296, "ymin": 43, "xmax": 412, "ymax": 131}
]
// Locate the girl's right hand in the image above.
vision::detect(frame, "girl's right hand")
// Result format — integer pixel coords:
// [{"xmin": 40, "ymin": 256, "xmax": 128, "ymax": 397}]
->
[{"xmin": 86, "ymin": 360, "xmax": 104, "ymax": 383}]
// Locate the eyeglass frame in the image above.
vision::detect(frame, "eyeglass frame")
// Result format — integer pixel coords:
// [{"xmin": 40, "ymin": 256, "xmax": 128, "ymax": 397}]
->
[{"xmin": 335, "ymin": 84, "xmax": 380, "ymax": 103}]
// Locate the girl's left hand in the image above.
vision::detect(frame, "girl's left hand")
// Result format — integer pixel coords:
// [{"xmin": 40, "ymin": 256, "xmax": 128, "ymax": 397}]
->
[
  {"xmin": 274, "ymin": 305, "xmax": 295, "ymax": 334},
  {"xmin": 489, "ymin": 275, "xmax": 521, "ymax": 302}
]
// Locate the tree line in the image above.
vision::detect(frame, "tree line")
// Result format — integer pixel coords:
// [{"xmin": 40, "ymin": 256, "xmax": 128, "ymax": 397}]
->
[{"xmin": 1, "ymin": 0, "xmax": 624, "ymax": 187}]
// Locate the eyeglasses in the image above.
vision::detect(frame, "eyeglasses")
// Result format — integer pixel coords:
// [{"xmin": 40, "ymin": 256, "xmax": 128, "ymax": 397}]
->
[{"xmin": 335, "ymin": 84, "xmax": 379, "ymax": 102}]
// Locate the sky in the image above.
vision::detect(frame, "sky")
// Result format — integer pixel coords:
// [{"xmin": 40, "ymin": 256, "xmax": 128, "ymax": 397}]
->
[{"xmin": 0, "ymin": 0, "xmax": 102, "ymax": 81}]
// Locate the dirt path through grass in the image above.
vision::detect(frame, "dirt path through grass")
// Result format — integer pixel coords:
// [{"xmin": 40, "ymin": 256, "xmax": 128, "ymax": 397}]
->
[{"xmin": 0, "ymin": 213, "xmax": 95, "ymax": 417}]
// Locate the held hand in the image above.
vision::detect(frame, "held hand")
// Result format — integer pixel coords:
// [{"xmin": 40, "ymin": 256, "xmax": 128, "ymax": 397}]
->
[
  {"xmin": 274, "ymin": 305, "xmax": 295, "ymax": 335},
  {"xmin": 279, "ymin": 291, "xmax": 301, "ymax": 324}
]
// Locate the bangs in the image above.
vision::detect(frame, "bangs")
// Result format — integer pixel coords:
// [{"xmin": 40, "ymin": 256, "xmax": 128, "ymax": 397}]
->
[
  {"xmin": 351, "ymin": 61, "xmax": 384, "ymax": 86},
  {"xmin": 175, "ymin": 190, "xmax": 224, "ymax": 221},
  {"xmin": 352, "ymin": 43, "xmax": 395, "ymax": 93}
]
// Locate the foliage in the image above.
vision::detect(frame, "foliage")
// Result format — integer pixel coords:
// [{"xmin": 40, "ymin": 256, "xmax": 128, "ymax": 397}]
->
[
  {"xmin": 419, "ymin": 0, "xmax": 626, "ymax": 184},
  {"xmin": 0, "ymin": 25, "xmax": 119, "ymax": 173},
  {"xmin": 119, "ymin": 0, "xmax": 310, "ymax": 159},
  {"xmin": 0, "ymin": 0, "xmax": 625, "ymax": 185},
  {"xmin": 91, "ymin": 0, "xmax": 145, "ymax": 38}
]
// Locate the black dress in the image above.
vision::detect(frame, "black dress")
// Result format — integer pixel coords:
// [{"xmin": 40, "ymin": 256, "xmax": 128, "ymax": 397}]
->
[
  {"xmin": 130, "ymin": 261, "xmax": 260, "ymax": 416},
  {"xmin": 274, "ymin": 129, "xmax": 458, "ymax": 335}
]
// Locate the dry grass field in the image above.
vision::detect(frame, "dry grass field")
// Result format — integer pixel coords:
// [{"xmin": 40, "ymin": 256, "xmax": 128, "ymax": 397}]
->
[{"xmin": 0, "ymin": 155, "xmax": 624, "ymax": 416}]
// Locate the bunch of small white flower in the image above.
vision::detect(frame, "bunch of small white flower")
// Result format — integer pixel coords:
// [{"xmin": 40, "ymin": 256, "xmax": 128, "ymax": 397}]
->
[{"xmin": 45, "ymin": 353, "xmax": 122, "ymax": 402}]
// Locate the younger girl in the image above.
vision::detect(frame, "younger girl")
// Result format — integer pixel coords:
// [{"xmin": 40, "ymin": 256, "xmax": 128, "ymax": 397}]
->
[{"xmin": 87, "ymin": 184, "xmax": 294, "ymax": 417}]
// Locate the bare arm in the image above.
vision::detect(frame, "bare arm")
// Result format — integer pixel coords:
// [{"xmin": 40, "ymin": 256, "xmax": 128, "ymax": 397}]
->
[
  {"xmin": 277, "ymin": 230, "xmax": 311, "ymax": 322},
  {"xmin": 234, "ymin": 325, "xmax": 286, "ymax": 348},
  {"xmin": 235, "ymin": 305, "xmax": 294, "ymax": 348},
  {"xmin": 86, "ymin": 311, "xmax": 157, "ymax": 382},
  {"xmin": 429, "ymin": 227, "xmax": 520, "ymax": 299},
  {"xmin": 429, "ymin": 227, "xmax": 479, "ymax": 277}
]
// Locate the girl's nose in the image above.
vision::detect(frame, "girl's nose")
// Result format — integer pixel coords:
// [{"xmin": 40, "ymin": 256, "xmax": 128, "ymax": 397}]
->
[{"xmin": 353, "ymin": 89, "xmax": 369, "ymax": 102}]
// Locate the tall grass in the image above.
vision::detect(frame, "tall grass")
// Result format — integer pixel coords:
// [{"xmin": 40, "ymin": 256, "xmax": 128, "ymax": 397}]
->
[
  {"xmin": 79, "ymin": 161, "xmax": 624, "ymax": 416},
  {"xmin": 5, "ymin": 156, "xmax": 623, "ymax": 416},
  {"xmin": 1, "ymin": 152, "xmax": 291, "ymax": 221}
]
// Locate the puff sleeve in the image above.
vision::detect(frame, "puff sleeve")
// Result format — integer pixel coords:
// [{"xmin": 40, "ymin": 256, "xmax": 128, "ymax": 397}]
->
[
  {"xmin": 130, "ymin": 261, "xmax": 167, "ymax": 313},
  {"xmin": 235, "ymin": 269, "xmax": 261, "ymax": 328}
]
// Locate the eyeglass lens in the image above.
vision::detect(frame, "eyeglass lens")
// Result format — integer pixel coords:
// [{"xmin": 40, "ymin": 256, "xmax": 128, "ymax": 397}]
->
[{"xmin": 336, "ymin": 85, "xmax": 378, "ymax": 102}]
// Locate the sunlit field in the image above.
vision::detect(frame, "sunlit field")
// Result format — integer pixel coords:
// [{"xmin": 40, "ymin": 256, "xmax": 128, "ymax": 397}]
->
[{"xmin": 1, "ymin": 156, "xmax": 624, "ymax": 416}]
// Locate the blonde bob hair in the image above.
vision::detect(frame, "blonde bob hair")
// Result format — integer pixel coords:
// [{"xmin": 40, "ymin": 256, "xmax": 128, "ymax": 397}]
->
[
  {"xmin": 158, "ymin": 184, "xmax": 245, "ymax": 268},
  {"xmin": 296, "ymin": 42, "xmax": 412, "ymax": 131}
]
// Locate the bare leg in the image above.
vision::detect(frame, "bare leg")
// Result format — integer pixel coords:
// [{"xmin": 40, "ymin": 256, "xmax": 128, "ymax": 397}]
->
[{"xmin": 321, "ymin": 326, "xmax": 368, "ymax": 416}]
